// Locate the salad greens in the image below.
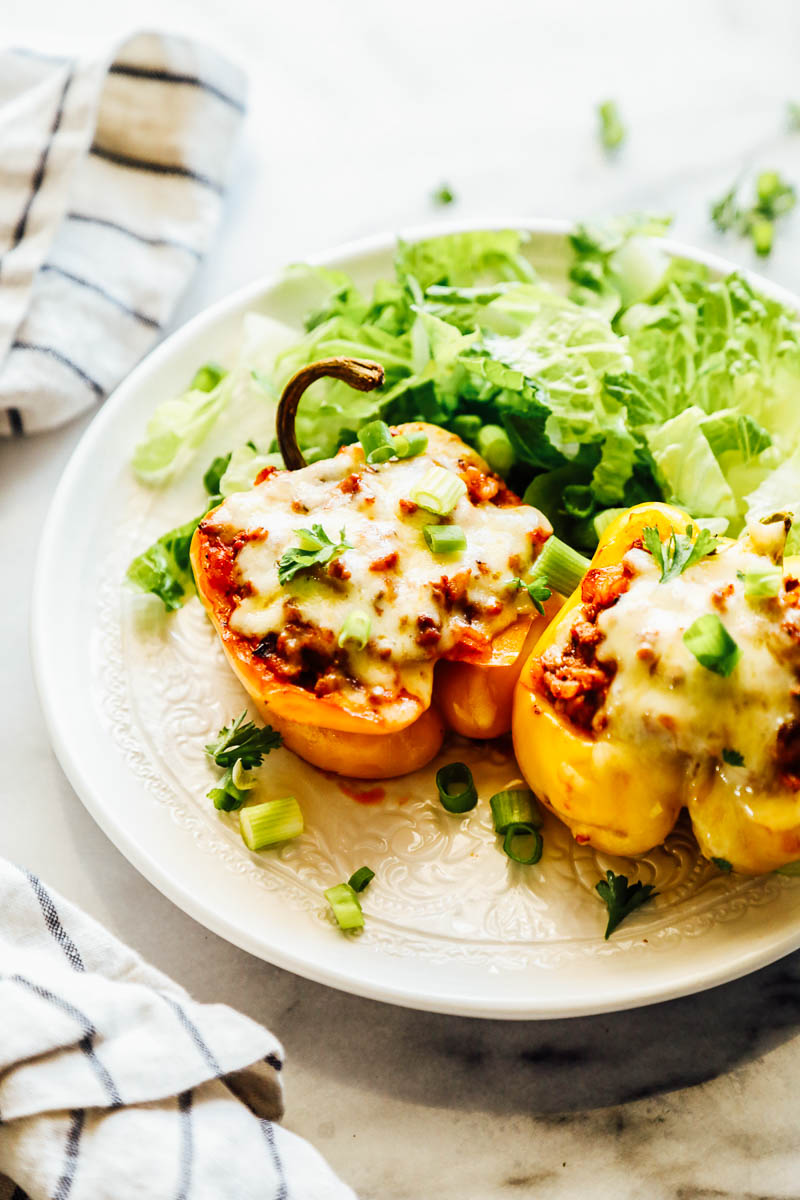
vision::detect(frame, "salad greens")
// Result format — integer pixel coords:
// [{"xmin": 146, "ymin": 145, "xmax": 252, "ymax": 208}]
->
[{"xmin": 127, "ymin": 220, "xmax": 800, "ymax": 611}]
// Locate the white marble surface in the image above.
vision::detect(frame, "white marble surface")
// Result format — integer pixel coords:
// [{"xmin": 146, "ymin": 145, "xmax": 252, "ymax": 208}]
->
[{"xmin": 4, "ymin": 2, "xmax": 800, "ymax": 1196}]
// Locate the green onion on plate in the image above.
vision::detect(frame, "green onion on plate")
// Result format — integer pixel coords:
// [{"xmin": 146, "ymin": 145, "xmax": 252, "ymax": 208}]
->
[
  {"xmin": 436, "ymin": 762, "xmax": 478, "ymax": 813},
  {"xmin": 240, "ymin": 796, "xmax": 304, "ymax": 851}
]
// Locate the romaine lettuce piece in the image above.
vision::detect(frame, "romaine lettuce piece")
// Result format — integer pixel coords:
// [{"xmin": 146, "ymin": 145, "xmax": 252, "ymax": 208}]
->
[{"xmin": 645, "ymin": 406, "xmax": 737, "ymax": 519}]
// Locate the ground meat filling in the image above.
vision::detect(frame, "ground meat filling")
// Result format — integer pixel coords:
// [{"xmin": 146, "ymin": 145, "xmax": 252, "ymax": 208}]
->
[{"xmin": 530, "ymin": 562, "xmax": 633, "ymax": 731}]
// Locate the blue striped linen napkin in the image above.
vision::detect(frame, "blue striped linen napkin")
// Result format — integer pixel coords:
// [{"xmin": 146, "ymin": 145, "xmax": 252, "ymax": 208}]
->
[
  {"xmin": 0, "ymin": 32, "xmax": 245, "ymax": 437},
  {"xmin": 0, "ymin": 859, "xmax": 356, "ymax": 1199}
]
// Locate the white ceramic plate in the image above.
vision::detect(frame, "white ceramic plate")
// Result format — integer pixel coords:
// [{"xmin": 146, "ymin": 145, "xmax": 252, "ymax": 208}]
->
[{"xmin": 33, "ymin": 218, "xmax": 800, "ymax": 1019}]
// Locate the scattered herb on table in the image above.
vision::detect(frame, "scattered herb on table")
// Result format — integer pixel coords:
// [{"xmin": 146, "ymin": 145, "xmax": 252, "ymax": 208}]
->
[
  {"xmin": 597, "ymin": 99, "xmax": 626, "ymax": 150},
  {"xmin": 432, "ymin": 183, "xmax": 456, "ymax": 206},
  {"xmin": 710, "ymin": 170, "xmax": 796, "ymax": 256}
]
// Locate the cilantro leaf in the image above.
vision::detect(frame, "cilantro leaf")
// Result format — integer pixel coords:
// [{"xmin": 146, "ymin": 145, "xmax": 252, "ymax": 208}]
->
[
  {"xmin": 205, "ymin": 712, "xmax": 282, "ymax": 770},
  {"xmin": 205, "ymin": 713, "xmax": 282, "ymax": 812},
  {"xmin": 595, "ymin": 870, "xmax": 657, "ymax": 939},
  {"xmin": 722, "ymin": 748, "xmax": 744, "ymax": 767},
  {"xmin": 642, "ymin": 524, "xmax": 717, "ymax": 584},
  {"xmin": 509, "ymin": 575, "xmax": 552, "ymax": 616},
  {"xmin": 278, "ymin": 525, "xmax": 352, "ymax": 586},
  {"xmin": 711, "ymin": 857, "xmax": 733, "ymax": 872}
]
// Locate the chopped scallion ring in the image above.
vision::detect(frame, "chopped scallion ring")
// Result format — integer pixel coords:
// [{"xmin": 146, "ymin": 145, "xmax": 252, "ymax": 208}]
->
[
  {"xmin": 394, "ymin": 431, "xmax": 428, "ymax": 459},
  {"xmin": 477, "ymin": 424, "xmax": 515, "ymax": 475},
  {"xmin": 338, "ymin": 609, "xmax": 372, "ymax": 650},
  {"xmin": 347, "ymin": 866, "xmax": 375, "ymax": 893},
  {"xmin": 490, "ymin": 788, "xmax": 540, "ymax": 834},
  {"xmin": 324, "ymin": 883, "xmax": 364, "ymax": 931},
  {"xmin": 530, "ymin": 536, "xmax": 590, "ymax": 598},
  {"xmin": 358, "ymin": 420, "xmax": 395, "ymax": 464},
  {"xmin": 435, "ymin": 762, "xmax": 478, "ymax": 813},
  {"xmin": 231, "ymin": 759, "xmax": 258, "ymax": 790},
  {"xmin": 240, "ymin": 796, "xmax": 304, "ymax": 851},
  {"xmin": 424, "ymin": 524, "xmax": 467, "ymax": 555},
  {"xmin": 738, "ymin": 566, "xmax": 782, "ymax": 599},
  {"xmin": 409, "ymin": 465, "xmax": 467, "ymax": 516},
  {"xmin": 502, "ymin": 822, "xmax": 543, "ymax": 865},
  {"xmin": 683, "ymin": 613, "xmax": 741, "ymax": 677}
]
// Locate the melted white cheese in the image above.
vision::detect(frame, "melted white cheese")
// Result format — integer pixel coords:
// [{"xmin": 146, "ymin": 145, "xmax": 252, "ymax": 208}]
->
[
  {"xmin": 596, "ymin": 542, "xmax": 800, "ymax": 778},
  {"xmin": 208, "ymin": 429, "xmax": 550, "ymax": 694}
]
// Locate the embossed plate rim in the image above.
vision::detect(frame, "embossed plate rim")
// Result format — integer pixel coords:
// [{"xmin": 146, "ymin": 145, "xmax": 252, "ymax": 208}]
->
[{"xmin": 32, "ymin": 217, "xmax": 800, "ymax": 1018}]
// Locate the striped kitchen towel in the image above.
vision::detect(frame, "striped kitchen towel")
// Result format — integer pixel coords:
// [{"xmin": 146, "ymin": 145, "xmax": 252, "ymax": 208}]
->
[
  {"xmin": 0, "ymin": 859, "xmax": 356, "ymax": 1200},
  {"xmin": 0, "ymin": 32, "xmax": 246, "ymax": 437}
]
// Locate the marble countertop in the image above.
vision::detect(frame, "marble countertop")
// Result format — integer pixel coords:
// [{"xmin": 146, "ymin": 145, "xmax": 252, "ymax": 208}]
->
[{"xmin": 4, "ymin": 2, "xmax": 800, "ymax": 1196}]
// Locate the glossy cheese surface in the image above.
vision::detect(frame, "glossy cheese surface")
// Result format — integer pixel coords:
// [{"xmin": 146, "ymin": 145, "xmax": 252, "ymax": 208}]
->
[
  {"xmin": 595, "ymin": 543, "xmax": 800, "ymax": 779},
  {"xmin": 201, "ymin": 424, "xmax": 551, "ymax": 705}
]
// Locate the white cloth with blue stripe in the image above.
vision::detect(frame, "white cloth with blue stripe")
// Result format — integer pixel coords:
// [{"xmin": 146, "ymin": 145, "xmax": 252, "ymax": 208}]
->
[
  {"xmin": 0, "ymin": 32, "xmax": 245, "ymax": 437},
  {"xmin": 0, "ymin": 860, "xmax": 356, "ymax": 1199}
]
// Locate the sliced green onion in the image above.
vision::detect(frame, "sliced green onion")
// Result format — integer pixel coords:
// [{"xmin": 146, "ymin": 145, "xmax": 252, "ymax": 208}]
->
[
  {"xmin": 190, "ymin": 362, "xmax": 226, "ymax": 393},
  {"xmin": 240, "ymin": 796, "xmax": 304, "ymax": 850},
  {"xmin": 502, "ymin": 822, "xmax": 543, "ymax": 865},
  {"xmin": 409, "ymin": 465, "xmax": 467, "ymax": 516},
  {"xmin": 324, "ymin": 883, "xmax": 364, "ymax": 931},
  {"xmin": 477, "ymin": 425, "xmax": 515, "ymax": 475},
  {"xmin": 348, "ymin": 866, "xmax": 375, "ymax": 893},
  {"xmin": 435, "ymin": 762, "xmax": 478, "ymax": 813},
  {"xmin": 231, "ymin": 759, "xmax": 258, "ymax": 790},
  {"xmin": 452, "ymin": 414, "xmax": 482, "ymax": 443},
  {"xmin": 490, "ymin": 788, "xmax": 541, "ymax": 833},
  {"xmin": 739, "ymin": 566, "xmax": 782, "ymax": 599},
  {"xmin": 530, "ymin": 536, "xmax": 590, "ymax": 597},
  {"xmin": 751, "ymin": 216, "xmax": 774, "ymax": 257},
  {"xmin": 776, "ymin": 860, "xmax": 800, "ymax": 876},
  {"xmin": 338, "ymin": 609, "xmax": 372, "ymax": 650},
  {"xmin": 424, "ymin": 524, "xmax": 467, "ymax": 555},
  {"xmin": 359, "ymin": 420, "xmax": 395, "ymax": 464},
  {"xmin": 393, "ymin": 431, "xmax": 428, "ymax": 459},
  {"xmin": 683, "ymin": 613, "xmax": 741, "ymax": 677}
]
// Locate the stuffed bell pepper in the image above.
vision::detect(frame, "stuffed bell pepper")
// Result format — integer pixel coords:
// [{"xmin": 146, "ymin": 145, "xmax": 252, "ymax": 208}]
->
[
  {"xmin": 513, "ymin": 502, "xmax": 800, "ymax": 873},
  {"xmin": 191, "ymin": 358, "xmax": 584, "ymax": 778}
]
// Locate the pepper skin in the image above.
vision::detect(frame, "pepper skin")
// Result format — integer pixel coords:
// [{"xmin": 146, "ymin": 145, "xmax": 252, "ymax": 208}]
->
[
  {"xmin": 512, "ymin": 503, "xmax": 691, "ymax": 856},
  {"xmin": 434, "ymin": 597, "xmax": 563, "ymax": 740}
]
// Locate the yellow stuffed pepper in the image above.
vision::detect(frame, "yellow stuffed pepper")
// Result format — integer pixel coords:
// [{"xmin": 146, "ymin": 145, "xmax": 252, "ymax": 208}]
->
[{"xmin": 513, "ymin": 502, "xmax": 800, "ymax": 873}]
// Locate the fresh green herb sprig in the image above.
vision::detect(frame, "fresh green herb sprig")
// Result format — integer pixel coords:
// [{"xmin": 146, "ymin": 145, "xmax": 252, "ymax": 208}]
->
[
  {"xmin": 711, "ymin": 170, "xmax": 797, "ymax": 256},
  {"xmin": 722, "ymin": 748, "xmax": 745, "ymax": 767},
  {"xmin": 642, "ymin": 525, "xmax": 717, "ymax": 583},
  {"xmin": 278, "ymin": 525, "xmax": 351, "ymax": 586},
  {"xmin": 597, "ymin": 100, "xmax": 626, "ymax": 151},
  {"xmin": 712, "ymin": 857, "xmax": 733, "ymax": 872},
  {"xmin": 596, "ymin": 870, "xmax": 657, "ymax": 939},
  {"xmin": 205, "ymin": 712, "xmax": 282, "ymax": 811},
  {"xmin": 509, "ymin": 575, "xmax": 552, "ymax": 616},
  {"xmin": 433, "ymin": 183, "xmax": 456, "ymax": 206}
]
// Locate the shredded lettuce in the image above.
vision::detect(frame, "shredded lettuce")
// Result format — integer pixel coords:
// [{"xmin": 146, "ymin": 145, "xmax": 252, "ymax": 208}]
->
[{"xmin": 129, "ymin": 221, "xmax": 800, "ymax": 556}]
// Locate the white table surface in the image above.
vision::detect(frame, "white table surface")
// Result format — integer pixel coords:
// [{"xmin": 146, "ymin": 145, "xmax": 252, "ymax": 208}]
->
[{"xmin": 5, "ymin": 3, "xmax": 800, "ymax": 1196}]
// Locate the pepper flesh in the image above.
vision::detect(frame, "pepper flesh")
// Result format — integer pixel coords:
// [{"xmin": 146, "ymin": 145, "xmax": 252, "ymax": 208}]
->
[
  {"xmin": 514, "ymin": 507, "xmax": 800, "ymax": 873},
  {"xmin": 512, "ymin": 503, "xmax": 691, "ymax": 856}
]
